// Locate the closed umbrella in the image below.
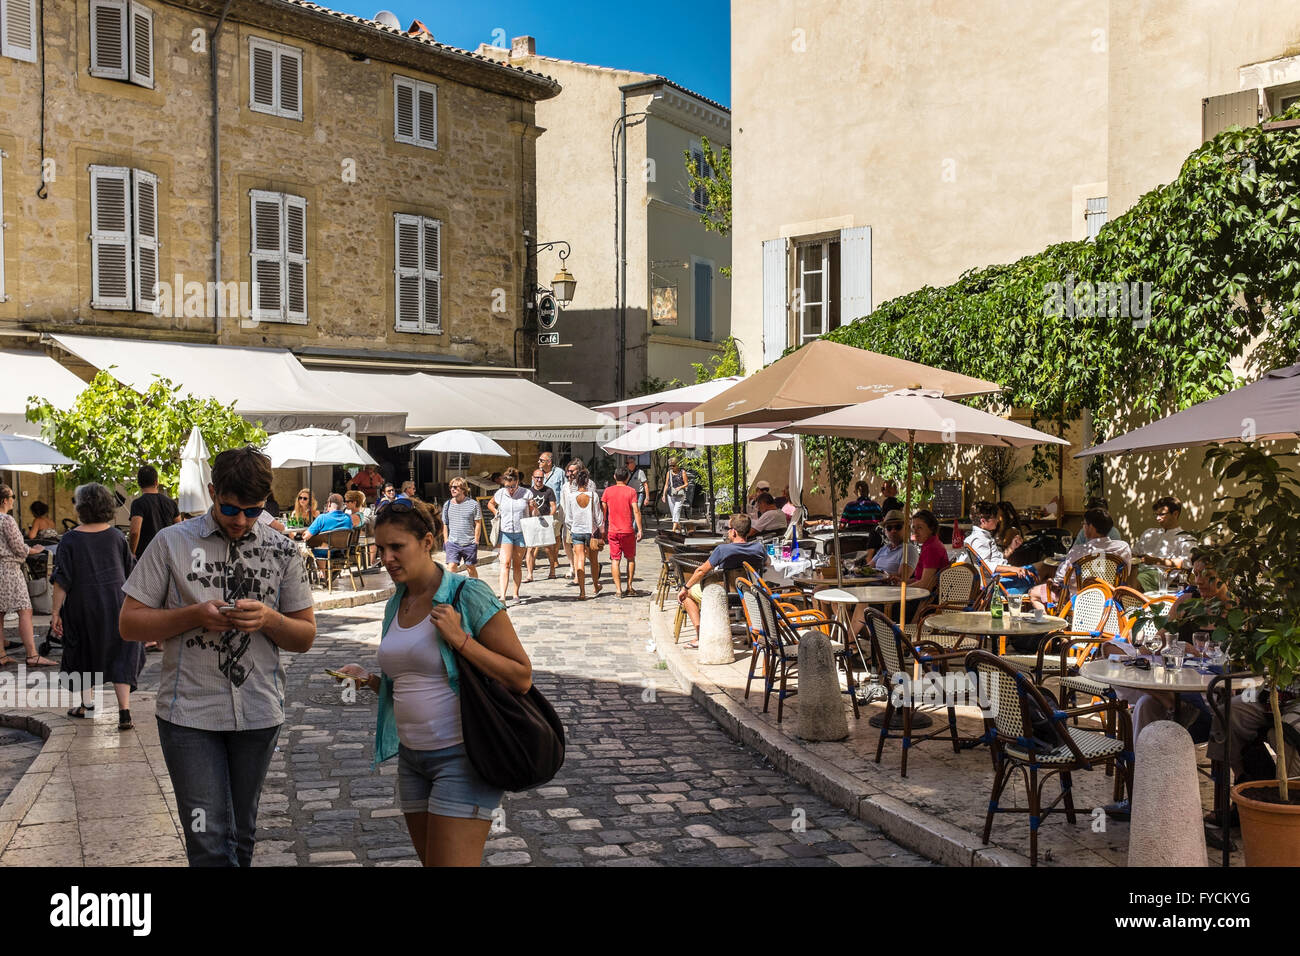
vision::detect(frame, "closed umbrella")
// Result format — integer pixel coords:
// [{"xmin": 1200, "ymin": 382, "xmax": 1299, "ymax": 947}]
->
[
  {"xmin": 177, "ymin": 427, "xmax": 213, "ymax": 515},
  {"xmin": 1076, "ymin": 361, "xmax": 1300, "ymax": 457},
  {"xmin": 787, "ymin": 388, "xmax": 1068, "ymax": 623}
]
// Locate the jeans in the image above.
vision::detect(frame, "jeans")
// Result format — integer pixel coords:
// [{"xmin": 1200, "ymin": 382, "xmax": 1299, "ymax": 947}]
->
[{"xmin": 156, "ymin": 717, "xmax": 281, "ymax": 867}]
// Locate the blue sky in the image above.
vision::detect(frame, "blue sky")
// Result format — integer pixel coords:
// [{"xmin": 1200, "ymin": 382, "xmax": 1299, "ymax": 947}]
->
[{"xmin": 329, "ymin": 0, "xmax": 732, "ymax": 106}]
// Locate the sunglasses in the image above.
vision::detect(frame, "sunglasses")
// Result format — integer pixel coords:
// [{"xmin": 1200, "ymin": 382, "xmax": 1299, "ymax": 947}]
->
[
  {"xmin": 377, "ymin": 497, "xmax": 433, "ymax": 528},
  {"xmin": 1120, "ymin": 657, "xmax": 1152, "ymax": 669},
  {"xmin": 218, "ymin": 503, "xmax": 265, "ymax": 518},
  {"xmin": 885, "ymin": 524, "xmax": 903, "ymax": 531}
]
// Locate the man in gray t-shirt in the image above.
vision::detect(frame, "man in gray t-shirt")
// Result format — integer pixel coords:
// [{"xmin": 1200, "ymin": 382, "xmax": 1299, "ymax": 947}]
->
[
  {"xmin": 441, "ymin": 479, "xmax": 484, "ymax": 578},
  {"xmin": 119, "ymin": 446, "xmax": 316, "ymax": 867}
]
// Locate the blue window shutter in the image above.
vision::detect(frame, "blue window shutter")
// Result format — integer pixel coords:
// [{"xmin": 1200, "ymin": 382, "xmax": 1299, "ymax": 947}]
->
[
  {"xmin": 839, "ymin": 225, "xmax": 871, "ymax": 322},
  {"xmin": 762, "ymin": 238, "xmax": 787, "ymax": 364},
  {"xmin": 694, "ymin": 261, "xmax": 712, "ymax": 341}
]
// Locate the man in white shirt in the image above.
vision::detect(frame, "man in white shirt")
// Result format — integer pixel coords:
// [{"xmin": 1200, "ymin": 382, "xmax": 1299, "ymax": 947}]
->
[
  {"xmin": 965, "ymin": 500, "xmax": 1034, "ymax": 591},
  {"xmin": 749, "ymin": 493, "xmax": 789, "ymax": 534},
  {"xmin": 1028, "ymin": 507, "xmax": 1132, "ymax": 607},
  {"xmin": 869, "ymin": 511, "xmax": 918, "ymax": 580},
  {"xmin": 1133, "ymin": 496, "xmax": 1195, "ymax": 591}
]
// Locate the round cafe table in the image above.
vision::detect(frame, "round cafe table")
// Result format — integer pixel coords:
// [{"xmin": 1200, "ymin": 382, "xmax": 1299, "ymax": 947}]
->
[
  {"xmin": 812, "ymin": 586, "xmax": 932, "ymax": 729},
  {"xmin": 1078, "ymin": 657, "xmax": 1216, "ymax": 693},
  {"xmin": 923, "ymin": 610, "xmax": 1068, "ymax": 656}
]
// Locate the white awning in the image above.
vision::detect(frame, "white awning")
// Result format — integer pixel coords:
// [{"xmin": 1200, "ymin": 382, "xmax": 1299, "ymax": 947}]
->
[
  {"xmin": 49, "ymin": 335, "xmax": 406, "ymax": 435},
  {"xmin": 307, "ymin": 369, "xmax": 616, "ymax": 442},
  {"xmin": 0, "ymin": 350, "xmax": 90, "ymax": 433}
]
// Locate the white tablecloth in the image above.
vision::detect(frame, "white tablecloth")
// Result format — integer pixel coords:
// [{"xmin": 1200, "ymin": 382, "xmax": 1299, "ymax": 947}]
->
[{"xmin": 764, "ymin": 557, "xmax": 814, "ymax": 586}]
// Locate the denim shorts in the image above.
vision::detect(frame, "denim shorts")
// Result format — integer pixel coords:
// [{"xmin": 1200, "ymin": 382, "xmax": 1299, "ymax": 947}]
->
[
  {"xmin": 397, "ymin": 743, "xmax": 503, "ymax": 820},
  {"xmin": 499, "ymin": 531, "xmax": 526, "ymax": 548},
  {"xmin": 570, "ymin": 532, "xmax": 592, "ymax": 545}
]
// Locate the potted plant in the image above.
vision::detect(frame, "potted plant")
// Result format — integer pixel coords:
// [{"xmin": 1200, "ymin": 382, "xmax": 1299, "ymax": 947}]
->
[{"xmin": 1194, "ymin": 443, "xmax": 1300, "ymax": 865}]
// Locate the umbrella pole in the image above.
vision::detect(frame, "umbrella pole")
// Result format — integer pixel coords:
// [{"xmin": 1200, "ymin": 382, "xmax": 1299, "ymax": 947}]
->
[
  {"xmin": 900, "ymin": 432, "xmax": 914, "ymax": 629},
  {"xmin": 732, "ymin": 426, "xmax": 739, "ymax": 516},
  {"xmin": 826, "ymin": 436, "xmax": 843, "ymax": 587},
  {"xmin": 706, "ymin": 446, "xmax": 715, "ymax": 532}
]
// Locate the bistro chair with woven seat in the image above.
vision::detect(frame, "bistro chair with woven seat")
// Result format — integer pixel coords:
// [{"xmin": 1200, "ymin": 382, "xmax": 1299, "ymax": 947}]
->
[
  {"xmin": 864, "ymin": 607, "xmax": 973, "ymax": 777},
  {"xmin": 670, "ymin": 554, "xmax": 702, "ymax": 643},
  {"xmin": 316, "ymin": 527, "xmax": 360, "ymax": 593},
  {"xmin": 964, "ymin": 649, "xmax": 1133, "ymax": 865},
  {"xmin": 1005, "ymin": 582, "xmax": 1121, "ymax": 688},
  {"xmin": 736, "ymin": 579, "xmax": 768, "ymax": 701},
  {"xmin": 751, "ymin": 585, "xmax": 859, "ymax": 724},
  {"xmin": 916, "ymin": 563, "xmax": 982, "ymax": 648},
  {"xmin": 741, "ymin": 561, "xmax": 806, "ymax": 608},
  {"xmin": 1059, "ymin": 551, "xmax": 1126, "ymax": 598},
  {"xmin": 655, "ymin": 539, "xmax": 684, "ymax": 610},
  {"xmin": 1111, "ymin": 586, "xmax": 1158, "ymax": 636}
]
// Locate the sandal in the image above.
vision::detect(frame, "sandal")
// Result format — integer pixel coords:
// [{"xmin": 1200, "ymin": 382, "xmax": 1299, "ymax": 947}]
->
[
  {"xmin": 0, "ymin": 656, "xmax": 17, "ymax": 667},
  {"xmin": 67, "ymin": 704, "xmax": 94, "ymax": 719},
  {"xmin": 685, "ymin": 640, "xmax": 699, "ymax": 649},
  {"xmin": 26, "ymin": 655, "xmax": 57, "ymax": 668},
  {"xmin": 592, "ymin": 583, "xmax": 603, "ymax": 597}
]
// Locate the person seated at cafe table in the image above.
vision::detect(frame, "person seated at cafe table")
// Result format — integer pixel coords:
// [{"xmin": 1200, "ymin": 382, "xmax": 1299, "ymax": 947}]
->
[
  {"xmin": 966, "ymin": 500, "xmax": 1035, "ymax": 593},
  {"xmin": 1132, "ymin": 495, "xmax": 1195, "ymax": 592},
  {"xmin": 749, "ymin": 493, "xmax": 788, "ymax": 535},
  {"xmin": 745, "ymin": 480, "xmax": 772, "ymax": 518},
  {"xmin": 867, "ymin": 510, "xmax": 917, "ymax": 578},
  {"xmin": 1027, "ymin": 507, "xmax": 1132, "ymax": 609},
  {"xmin": 876, "ymin": 480, "xmax": 904, "ymax": 516},
  {"xmin": 302, "ymin": 494, "xmax": 354, "ymax": 575},
  {"xmin": 878, "ymin": 509, "xmax": 948, "ymax": 621},
  {"xmin": 840, "ymin": 481, "xmax": 882, "ymax": 530},
  {"xmin": 1071, "ymin": 496, "xmax": 1125, "ymax": 547},
  {"xmin": 676, "ymin": 514, "xmax": 769, "ymax": 647}
]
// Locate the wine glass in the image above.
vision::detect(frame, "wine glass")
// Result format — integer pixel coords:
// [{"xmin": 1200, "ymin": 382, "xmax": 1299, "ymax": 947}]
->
[{"xmin": 1143, "ymin": 626, "xmax": 1166, "ymax": 659}]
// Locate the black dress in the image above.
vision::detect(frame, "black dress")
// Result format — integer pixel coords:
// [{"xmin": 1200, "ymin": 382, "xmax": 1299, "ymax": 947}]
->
[{"xmin": 53, "ymin": 528, "xmax": 145, "ymax": 689}]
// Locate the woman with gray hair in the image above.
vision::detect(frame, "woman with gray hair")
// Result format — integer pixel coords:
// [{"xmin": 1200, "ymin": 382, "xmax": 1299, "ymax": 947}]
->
[{"xmin": 51, "ymin": 483, "xmax": 144, "ymax": 729}]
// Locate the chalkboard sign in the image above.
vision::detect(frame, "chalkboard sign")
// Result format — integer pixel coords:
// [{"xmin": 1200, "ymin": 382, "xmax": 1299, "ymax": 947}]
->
[{"xmin": 930, "ymin": 478, "xmax": 965, "ymax": 521}]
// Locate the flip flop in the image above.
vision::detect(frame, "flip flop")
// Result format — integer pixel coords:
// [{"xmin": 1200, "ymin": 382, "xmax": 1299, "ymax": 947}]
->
[
  {"xmin": 685, "ymin": 640, "xmax": 699, "ymax": 649},
  {"xmin": 26, "ymin": 655, "xmax": 57, "ymax": 668}
]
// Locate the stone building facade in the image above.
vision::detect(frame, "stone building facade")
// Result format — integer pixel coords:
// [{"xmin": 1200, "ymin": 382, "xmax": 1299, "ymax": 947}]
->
[{"xmin": 0, "ymin": 0, "xmax": 558, "ymax": 368}]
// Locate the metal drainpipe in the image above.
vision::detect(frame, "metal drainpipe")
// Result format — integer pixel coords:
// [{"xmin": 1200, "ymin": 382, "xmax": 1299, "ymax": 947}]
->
[
  {"xmin": 618, "ymin": 90, "xmax": 628, "ymax": 402},
  {"xmin": 210, "ymin": 0, "xmax": 234, "ymax": 338}
]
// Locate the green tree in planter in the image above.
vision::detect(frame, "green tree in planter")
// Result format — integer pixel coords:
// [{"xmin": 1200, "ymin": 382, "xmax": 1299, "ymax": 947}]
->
[
  {"xmin": 27, "ymin": 371, "xmax": 267, "ymax": 494},
  {"xmin": 1193, "ymin": 444, "xmax": 1300, "ymax": 802}
]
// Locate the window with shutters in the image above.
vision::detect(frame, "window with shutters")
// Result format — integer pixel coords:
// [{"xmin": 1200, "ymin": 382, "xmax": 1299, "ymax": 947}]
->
[
  {"xmin": 693, "ymin": 259, "xmax": 713, "ymax": 342},
  {"xmin": 249, "ymin": 36, "xmax": 303, "ymax": 121},
  {"xmin": 1085, "ymin": 196, "xmax": 1108, "ymax": 240},
  {"xmin": 89, "ymin": 0, "xmax": 154, "ymax": 88},
  {"xmin": 393, "ymin": 76, "xmax": 438, "ymax": 149},
  {"xmin": 1, "ymin": 0, "xmax": 37, "ymax": 62},
  {"xmin": 89, "ymin": 165, "xmax": 159, "ymax": 312},
  {"xmin": 393, "ymin": 214, "xmax": 441, "ymax": 334},
  {"xmin": 249, "ymin": 190, "xmax": 308, "ymax": 324},
  {"xmin": 688, "ymin": 142, "xmax": 712, "ymax": 212}
]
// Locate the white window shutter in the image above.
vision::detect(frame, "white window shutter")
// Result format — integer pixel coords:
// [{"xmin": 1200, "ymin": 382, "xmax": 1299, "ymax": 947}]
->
[
  {"xmin": 417, "ymin": 86, "xmax": 437, "ymax": 147},
  {"xmin": 89, "ymin": 0, "xmax": 128, "ymax": 79},
  {"xmin": 90, "ymin": 166, "xmax": 133, "ymax": 310},
  {"xmin": 762, "ymin": 238, "xmax": 788, "ymax": 364},
  {"xmin": 285, "ymin": 195, "xmax": 307, "ymax": 323},
  {"xmin": 279, "ymin": 48, "xmax": 302, "ymax": 119},
  {"xmin": 132, "ymin": 169, "xmax": 158, "ymax": 313},
  {"xmin": 249, "ymin": 40, "xmax": 276, "ymax": 112},
  {"xmin": 250, "ymin": 190, "xmax": 283, "ymax": 320},
  {"xmin": 128, "ymin": 2, "xmax": 153, "ymax": 88},
  {"xmin": 394, "ymin": 78, "xmax": 414, "ymax": 143},
  {"xmin": 394, "ymin": 214, "xmax": 422, "ymax": 331},
  {"xmin": 1, "ymin": 0, "xmax": 37, "ymax": 63},
  {"xmin": 839, "ymin": 225, "xmax": 872, "ymax": 322},
  {"xmin": 422, "ymin": 218, "xmax": 441, "ymax": 331}
]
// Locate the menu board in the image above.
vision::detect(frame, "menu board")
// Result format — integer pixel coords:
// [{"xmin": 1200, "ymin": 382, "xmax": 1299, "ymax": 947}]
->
[{"xmin": 930, "ymin": 478, "xmax": 965, "ymax": 521}]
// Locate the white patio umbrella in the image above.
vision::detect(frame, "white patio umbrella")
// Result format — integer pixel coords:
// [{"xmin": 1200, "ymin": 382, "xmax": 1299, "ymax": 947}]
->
[
  {"xmin": 0, "ymin": 434, "xmax": 76, "ymax": 508},
  {"xmin": 177, "ymin": 427, "xmax": 213, "ymax": 515},
  {"xmin": 262, "ymin": 427, "xmax": 376, "ymax": 496},
  {"xmin": 787, "ymin": 388, "xmax": 1069, "ymax": 623},
  {"xmin": 412, "ymin": 429, "xmax": 510, "ymax": 457},
  {"xmin": 594, "ymin": 376, "xmax": 745, "ymax": 421}
]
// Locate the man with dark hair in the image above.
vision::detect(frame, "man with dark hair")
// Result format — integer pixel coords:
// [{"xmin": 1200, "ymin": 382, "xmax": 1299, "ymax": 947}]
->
[
  {"xmin": 119, "ymin": 445, "xmax": 316, "ymax": 867},
  {"xmin": 623, "ymin": 456, "xmax": 648, "ymax": 510},
  {"xmin": 676, "ymin": 514, "xmax": 768, "ymax": 637},
  {"xmin": 129, "ymin": 463, "xmax": 179, "ymax": 557},
  {"xmin": 1028, "ymin": 507, "xmax": 1132, "ymax": 607},
  {"xmin": 1072, "ymin": 496, "xmax": 1124, "ymax": 546},
  {"xmin": 1134, "ymin": 495, "xmax": 1195, "ymax": 591},
  {"xmin": 750, "ymin": 492, "xmax": 789, "ymax": 534},
  {"xmin": 602, "ymin": 467, "xmax": 642, "ymax": 597},
  {"xmin": 966, "ymin": 500, "xmax": 1033, "ymax": 590}
]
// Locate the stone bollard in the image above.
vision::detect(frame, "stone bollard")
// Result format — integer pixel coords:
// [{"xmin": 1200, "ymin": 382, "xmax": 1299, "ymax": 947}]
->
[
  {"xmin": 1127, "ymin": 721, "xmax": 1207, "ymax": 867},
  {"xmin": 696, "ymin": 582, "xmax": 734, "ymax": 665},
  {"xmin": 796, "ymin": 631, "xmax": 849, "ymax": 741}
]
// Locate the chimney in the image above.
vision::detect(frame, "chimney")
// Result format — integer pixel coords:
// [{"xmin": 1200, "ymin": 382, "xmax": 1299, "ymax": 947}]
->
[
  {"xmin": 406, "ymin": 19, "xmax": 433, "ymax": 40},
  {"xmin": 511, "ymin": 36, "xmax": 536, "ymax": 57}
]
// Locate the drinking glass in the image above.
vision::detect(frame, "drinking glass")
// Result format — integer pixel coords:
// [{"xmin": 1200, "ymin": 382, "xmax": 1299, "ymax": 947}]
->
[
  {"xmin": 1162, "ymin": 639, "xmax": 1186, "ymax": 671},
  {"xmin": 1008, "ymin": 594, "xmax": 1024, "ymax": 617},
  {"xmin": 781, "ymin": 545, "xmax": 791, "ymax": 561}
]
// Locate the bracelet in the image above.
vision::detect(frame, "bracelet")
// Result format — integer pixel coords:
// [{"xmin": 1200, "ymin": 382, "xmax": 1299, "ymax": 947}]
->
[{"xmin": 459, "ymin": 634, "xmax": 472, "ymax": 652}]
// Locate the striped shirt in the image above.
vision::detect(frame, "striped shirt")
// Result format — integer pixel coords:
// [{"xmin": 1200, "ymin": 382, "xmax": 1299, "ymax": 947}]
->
[
  {"xmin": 441, "ymin": 498, "xmax": 482, "ymax": 545},
  {"xmin": 122, "ymin": 510, "xmax": 313, "ymax": 732}
]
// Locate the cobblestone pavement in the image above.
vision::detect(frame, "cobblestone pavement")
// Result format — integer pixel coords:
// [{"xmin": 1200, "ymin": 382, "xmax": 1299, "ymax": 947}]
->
[{"xmin": 254, "ymin": 568, "xmax": 930, "ymax": 867}]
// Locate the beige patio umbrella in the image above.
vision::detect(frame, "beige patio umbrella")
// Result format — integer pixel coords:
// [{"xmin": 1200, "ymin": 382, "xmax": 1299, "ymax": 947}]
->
[
  {"xmin": 787, "ymin": 388, "xmax": 1069, "ymax": 627},
  {"xmin": 671, "ymin": 340, "xmax": 1001, "ymax": 583}
]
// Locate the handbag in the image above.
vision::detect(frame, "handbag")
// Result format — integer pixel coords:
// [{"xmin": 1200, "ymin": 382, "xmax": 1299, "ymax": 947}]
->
[
  {"xmin": 489, "ymin": 513, "xmax": 501, "ymax": 546},
  {"xmin": 446, "ymin": 578, "xmax": 566, "ymax": 791}
]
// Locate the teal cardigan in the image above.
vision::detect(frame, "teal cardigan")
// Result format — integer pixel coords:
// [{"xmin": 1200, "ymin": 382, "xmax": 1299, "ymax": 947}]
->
[{"xmin": 371, "ymin": 580, "xmax": 462, "ymax": 768}]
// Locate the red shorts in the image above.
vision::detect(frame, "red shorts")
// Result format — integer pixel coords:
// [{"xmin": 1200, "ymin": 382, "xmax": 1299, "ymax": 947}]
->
[{"xmin": 608, "ymin": 531, "xmax": 637, "ymax": 561}]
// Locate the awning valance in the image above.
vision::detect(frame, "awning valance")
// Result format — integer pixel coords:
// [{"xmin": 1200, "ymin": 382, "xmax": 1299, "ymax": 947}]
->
[
  {"xmin": 49, "ymin": 335, "xmax": 406, "ymax": 435},
  {"xmin": 0, "ymin": 350, "xmax": 90, "ymax": 433}
]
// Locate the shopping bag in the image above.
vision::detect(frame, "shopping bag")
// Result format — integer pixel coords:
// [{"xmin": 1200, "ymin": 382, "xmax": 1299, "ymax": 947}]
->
[{"xmin": 521, "ymin": 515, "xmax": 554, "ymax": 549}]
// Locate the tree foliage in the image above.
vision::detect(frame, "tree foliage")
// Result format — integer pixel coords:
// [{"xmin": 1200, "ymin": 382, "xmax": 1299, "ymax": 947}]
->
[
  {"xmin": 684, "ymin": 137, "xmax": 732, "ymax": 276},
  {"xmin": 687, "ymin": 336, "xmax": 745, "ymax": 513},
  {"xmin": 27, "ymin": 371, "xmax": 267, "ymax": 494},
  {"xmin": 807, "ymin": 107, "xmax": 1300, "ymax": 490}
]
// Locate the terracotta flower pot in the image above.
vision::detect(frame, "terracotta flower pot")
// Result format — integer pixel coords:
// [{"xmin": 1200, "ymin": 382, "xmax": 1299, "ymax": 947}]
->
[{"xmin": 1232, "ymin": 778, "xmax": 1300, "ymax": 866}]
